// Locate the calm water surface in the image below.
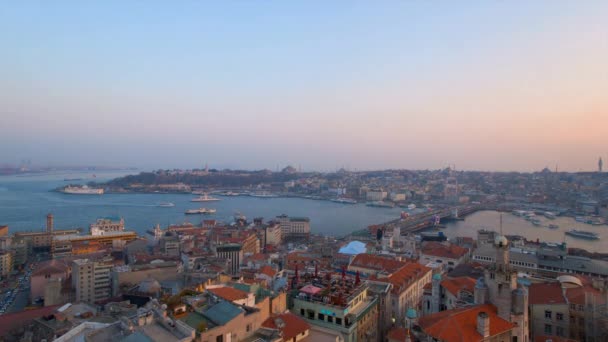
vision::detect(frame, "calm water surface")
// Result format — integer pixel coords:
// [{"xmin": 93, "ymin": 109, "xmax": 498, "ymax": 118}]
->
[
  {"xmin": 444, "ymin": 210, "xmax": 607, "ymax": 252},
  {"xmin": 0, "ymin": 172, "xmax": 400, "ymax": 237}
]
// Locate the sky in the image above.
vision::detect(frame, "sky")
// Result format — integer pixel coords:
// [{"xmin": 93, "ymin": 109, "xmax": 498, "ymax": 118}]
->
[{"xmin": 1, "ymin": 2, "xmax": 607, "ymax": 172}]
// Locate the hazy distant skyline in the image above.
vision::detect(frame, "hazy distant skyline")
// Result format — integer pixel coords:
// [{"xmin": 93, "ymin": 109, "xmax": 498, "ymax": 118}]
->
[{"xmin": 1, "ymin": 2, "xmax": 607, "ymax": 172}]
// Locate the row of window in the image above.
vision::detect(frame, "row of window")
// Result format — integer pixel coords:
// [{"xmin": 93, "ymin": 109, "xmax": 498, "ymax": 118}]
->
[{"xmin": 300, "ymin": 308, "xmax": 344, "ymax": 326}]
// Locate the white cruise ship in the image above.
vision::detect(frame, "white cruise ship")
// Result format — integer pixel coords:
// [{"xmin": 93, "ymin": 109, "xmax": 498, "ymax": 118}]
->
[{"xmin": 62, "ymin": 185, "xmax": 104, "ymax": 195}]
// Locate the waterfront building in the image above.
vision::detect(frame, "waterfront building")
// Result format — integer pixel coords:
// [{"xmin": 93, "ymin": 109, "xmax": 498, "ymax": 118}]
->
[
  {"xmin": 366, "ymin": 189, "xmax": 388, "ymax": 201},
  {"xmin": 72, "ymin": 258, "xmax": 114, "ymax": 304},
  {"xmin": 276, "ymin": 214, "xmax": 311, "ymax": 241},
  {"xmin": 89, "ymin": 217, "xmax": 125, "ymax": 235}
]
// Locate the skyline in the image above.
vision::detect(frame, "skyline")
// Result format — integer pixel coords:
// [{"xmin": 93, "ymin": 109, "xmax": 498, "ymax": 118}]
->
[{"xmin": 1, "ymin": 2, "xmax": 607, "ymax": 172}]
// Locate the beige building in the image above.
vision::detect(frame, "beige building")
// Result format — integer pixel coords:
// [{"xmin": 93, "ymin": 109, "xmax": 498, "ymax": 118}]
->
[
  {"xmin": 276, "ymin": 215, "xmax": 310, "ymax": 241},
  {"xmin": 72, "ymin": 258, "xmax": 113, "ymax": 304},
  {"xmin": 366, "ymin": 190, "xmax": 387, "ymax": 202},
  {"xmin": 0, "ymin": 250, "xmax": 13, "ymax": 278},
  {"xmin": 265, "ymin": 222, "xmax": 283, "ymax": 246}
]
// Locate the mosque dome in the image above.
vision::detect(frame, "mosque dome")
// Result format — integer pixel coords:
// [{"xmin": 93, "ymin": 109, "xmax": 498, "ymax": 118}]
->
[
  {"xmin": 139, "ymin": 277, "xmax": 161, "ymax": 294},
  {"xmin": 406, "ymin": 308, "xmax": 418, "ymax": 319},
  {"xmin": 494, "ymin": 235, "xmax": 509, "ymax": 247}
]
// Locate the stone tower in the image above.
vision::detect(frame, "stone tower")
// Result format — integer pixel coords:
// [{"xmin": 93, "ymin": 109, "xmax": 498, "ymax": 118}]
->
[{"xmin": 484, "ymin": 235, "xmax": 529, "ymax": 342}]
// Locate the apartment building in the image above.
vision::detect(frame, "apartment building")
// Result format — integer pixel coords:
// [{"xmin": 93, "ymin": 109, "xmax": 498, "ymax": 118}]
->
[{"xmin": 72, "ymin": 258, "xmax": 113, "ymax": 304}]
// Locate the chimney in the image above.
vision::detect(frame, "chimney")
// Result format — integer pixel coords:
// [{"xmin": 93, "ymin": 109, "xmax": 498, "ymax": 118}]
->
[
  {"xmin": 46, "ymin": 213, "xmax": 54, "ymax": 233},
  {"xmin": 477, "ymin": 312, "xmax": 490, "ymax": 338}
]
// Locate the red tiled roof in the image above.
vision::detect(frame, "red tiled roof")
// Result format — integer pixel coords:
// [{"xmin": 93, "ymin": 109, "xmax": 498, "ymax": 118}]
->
[
  {"xmin": 565, "ymin": 284, "xmax": 605, "ymax": 306},
  {"xmin": 418, "ymin": 304, "xmax": 515, "ymax": 342},
  {"xmin": 32, "ymin": 259, "xmax": 69, "ymax": 277},
  {"xmin": 0, "ymin": 305, "xmax": 62, "ymax": 337},
  {"xmin": 208, "ymin": 286, "xmax": 249, "ymax": 301},
  {"xmin": 380, "ymin": 262, "xmax": 431, "ymax": 294},
  {"xmin": 387, "ymin": 327, "xmax": 415, "ymax": 341},
  {"xmin": 422, "ymin": 242, "xmax": 469, "ymax": 259},
  {"xmin": 249, "ymin": 253, "xmax": 268, "ymax": 261},
  {"xmin": 258, "ymin": 265, "xmax": 276, "ymax": 278},
  {"xmin": 441, "ymin": 277, "xmax": 476, "ymax": 297},
  {"xmin": 262, "ymin": 312, "xmax": 310, "ymax": 341},
  {"xmin": 528, "ymin": 282, "xmax": 567, "ymax": 305},
  {"xmin": 349, "ymin": 254, "xmax": 408, "ymax": 274}
]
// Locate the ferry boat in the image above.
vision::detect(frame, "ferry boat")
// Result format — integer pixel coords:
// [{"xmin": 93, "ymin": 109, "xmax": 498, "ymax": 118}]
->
[
  {"xmin": 543, "ymin": 212, "xmax": 556, "ymax": 219},
  {"xmin": 366, "ymin": 201, "xmax": 395, "ymax": 208},
  {"xmin": 531, "ymin": 218, "xmax": 542, "ymax": 226},
  {"xmin": 331, "ymin": 198, "xmax": 357, "ymax": 204},
  {"xmin": 548, "ymin": 224, "xmax": 559, "ymax": 230},
  {"xmin": 185, "ymin": 208, "xmax": 216, "ymax": 215},
  {"xmin": 61, "ymin": 185, "xmax": 104, "ymax": 195},
  {"xmin": 157, "ymin": 202, "xmax": 175, "ymax": 207},
  {"xmin": 565, "ymin": 229, "xmax": 599, "ymax": 240},
  {"xmin": 191, "ymin": 194, "xmax": 220, "ymax": 202}
]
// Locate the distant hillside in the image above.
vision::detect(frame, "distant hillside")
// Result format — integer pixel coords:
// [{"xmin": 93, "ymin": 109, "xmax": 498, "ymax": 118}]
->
[{"xmin": 104, "ymin": 170, "xmax": 301, "ymax": 188}]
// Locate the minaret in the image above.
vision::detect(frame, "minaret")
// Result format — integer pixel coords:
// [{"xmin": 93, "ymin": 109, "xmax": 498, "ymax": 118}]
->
[{"xmin": 599, "ymin": 157, "xmax": 603, "ymax": 173}]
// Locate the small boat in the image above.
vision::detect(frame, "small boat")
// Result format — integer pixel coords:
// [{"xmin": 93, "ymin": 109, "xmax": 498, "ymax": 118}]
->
[
  {"xmin": 157, "ymin": 202, "xmax": 175, "ymax": 207},
  {"xmin": 191, "ymin": 194, "xmax": 221, "ymax": 202},
  {"xmin": 330, "ymin": 198, "xmax": 357, "ymax": 204},
  {"xmin": 543, "ymin": 212, "xmax": 556, "ymax": 219},
  {"xmin": 531, "ymin": 218, "xmax": 542, "ymax": 226},
  {"xmin": 575, "ymin": 216, "xmax": 585, "ymax": 222},
  {"xmin": 185, "ymin": 208, "xmax": 216, "ymax": 215},
  {"xmin": 548, "ymin": 224, "xmax": 559, "ymax": 230},
  {"xmin": 565, "ymin": 229, "xmax": 599, "ymax": 240}
]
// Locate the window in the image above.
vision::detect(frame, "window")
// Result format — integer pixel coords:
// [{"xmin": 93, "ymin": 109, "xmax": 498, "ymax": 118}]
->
[
  {"xmin": 545, "ymin": 310, "xmax": 552, "ymax": 319},
  {"xmin": 556, "ymin": 326, "xmax": 564, "ymax": 337},
  {"xmin": 318, "ymin": 313, "xmax": 325, "ymax": 321},
  {"xmin": 328, "ymin": 316, "xmax": 333, "ymax": 323},
  {"xmin": 336, "ymin": 317, "xmax": 342, "ymax": 325},
  {"xmin": 556, "ymin": 313, "xmax": 563, "ymax": 321},
  {"xmin": 307, "ymin": 310, "xmax": 314, "ymax": 319},
  {"xmin": 300, "ymin": 308, "xmax": 304, "ymax": 316},
  {"xmin": 544, "ymin": 324, "xmax": 552, "ymax": 335}
]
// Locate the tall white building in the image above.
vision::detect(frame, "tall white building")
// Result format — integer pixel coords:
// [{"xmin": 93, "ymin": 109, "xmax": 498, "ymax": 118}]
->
[{"xmin": 72, "ymin": 258, "xmax": 113, "ymax": 304}]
